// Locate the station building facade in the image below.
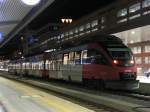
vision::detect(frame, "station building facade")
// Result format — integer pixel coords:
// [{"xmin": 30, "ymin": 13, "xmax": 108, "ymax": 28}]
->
[
  {"xmin": 114, "ymin": 25, "xmax": 150, "ymax": 75},
  {"xmin": 32, "ymin": 0, "xmax": 150, "ymax": 75}
]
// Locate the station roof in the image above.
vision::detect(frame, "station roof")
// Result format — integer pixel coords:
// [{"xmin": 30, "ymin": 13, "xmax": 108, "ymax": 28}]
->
[{"xmin": 0, "ymin": 0, "xmax": 115, "ymax": 56}]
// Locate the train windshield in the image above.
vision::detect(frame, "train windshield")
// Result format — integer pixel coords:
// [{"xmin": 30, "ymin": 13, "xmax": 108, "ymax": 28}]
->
[{"xmin": 108, "ymin": 48, "xmax": 133, "ymax": 60}]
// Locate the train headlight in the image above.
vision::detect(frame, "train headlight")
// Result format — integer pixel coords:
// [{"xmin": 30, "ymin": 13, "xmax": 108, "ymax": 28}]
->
[
  {"xmin": 113, "ymin": 60, "xmax": 118, "ymax": 64},
  {"xmin": 129, "ymin": 60, "xmax": 134, "ymax": 64}
]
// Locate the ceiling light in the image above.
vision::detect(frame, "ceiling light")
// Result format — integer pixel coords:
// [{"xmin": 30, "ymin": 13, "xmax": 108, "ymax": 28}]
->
[
  {"xmin": 131, "ymin": 31, "xmax": 135, "ymax": 35},
  {"xmin": 21, "ymin": 0, "xmax": 41, "ymax": 5},
  {"xmin": 69, "ymin": 19, "xmax": 73, "ymax": 23},
  {"xmin": 61, "ymin": 19, "xmax": 65, "ymax": 23}
]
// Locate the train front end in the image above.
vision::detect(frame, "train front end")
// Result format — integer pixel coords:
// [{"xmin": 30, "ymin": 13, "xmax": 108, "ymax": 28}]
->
[{"xmin": 105, "ymin": 47, "xmax": 139, "ymax": 90}]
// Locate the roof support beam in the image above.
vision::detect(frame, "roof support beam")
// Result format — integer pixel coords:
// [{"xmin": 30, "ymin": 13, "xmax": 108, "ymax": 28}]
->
[
  {"xmin": 0, "ymin": 20, "xmax": 20, "ymax": 26},
  {"xmin": 0, "ymin": 0, "xmax": 54, "ymax": 48}
]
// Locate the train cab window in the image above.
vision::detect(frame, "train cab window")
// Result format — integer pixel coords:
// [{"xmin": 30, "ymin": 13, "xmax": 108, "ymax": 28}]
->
[
  {"xmin": 75, "ymin": 51, "xmax": 81, "ymax": 64},
  {"xmin": 88, "ymin": 49, "xmax": 108, "ymax": 65},
  {"xmin": 63, "ymin": 54, "xmax": 69, "ymax": 65}
]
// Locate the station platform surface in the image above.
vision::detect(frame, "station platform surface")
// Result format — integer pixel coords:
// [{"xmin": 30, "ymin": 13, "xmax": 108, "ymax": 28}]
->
[
  {"xmin": 0, "ymin": 77, "xmax": 98, "ymax": 112},
  {"xmin": 137, "ymin": 76, "xmax": 150, "ymax": 83},
  {"xmin": 0, "ymin": 71, "xmax": 150, "ymax": 112}
]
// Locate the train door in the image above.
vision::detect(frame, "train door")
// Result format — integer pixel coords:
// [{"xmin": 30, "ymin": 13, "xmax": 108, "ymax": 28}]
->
[
  {"xmin": 70, "ymin": 51, "xmax": 82, "ymax": 82},
  {"xmin": 62, "ymin": 53, "xmax": 70, "ymax": 81}
]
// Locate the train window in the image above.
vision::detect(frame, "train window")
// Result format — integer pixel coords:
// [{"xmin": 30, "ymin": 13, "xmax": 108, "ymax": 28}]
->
[
  {"xmin": 101, "ymin": 17, "xmax": 105, "ymax": 23},
  {"xmin": 129, "ymin": 3, "xmax": 141, "ymax": 13},
  {"xmin": 63, "ymin": 54, "xmax": 69, "ymax": 65},
  {"xmin": 45, "ymin": 60, "xmax": 49, "ymax": 70},
  {"xmin": 94, "ymin": 55, "xmax": 108, "ymax": 65},
  {"xmin": 69, "ymin": 31, "xmax": 73, "ymax": 35},
  {"xmin": 143, "ymin": 0, "xmax": 150, "ymax": 8},
  {"xmin": 117, "ymin": 8, "xmax": 127, "ymax": 17},
  {"xmin": 75, "ymin": 51, "xmax": 81, "ymax": 64},
  {"xmin": 79, "ymin": 26, "xmax": 84, "ymax": 32},
  {"xmin": 79, "ymin": 26, "xmax": 84, "ymax": 36},
  {"xmin": 82, "ymin": 50, "xmax": 87, "ymax": 58},
  {"xmin": 81, "ymin": 50, "xmax": 88, "ymax": 64},
  {"xmin": 91, "ymin": 20, "xmax": 98, "ymax": 27},
  {"xmin": 75, "ymin": 28, "xmax": 78, "ymax": 34},
  {"xmin": 88, "ymin": 49, "xmax": 108, "ymax": 65},
  {"xmin": 69, "ymin": 52, "xmax": 75, "ymax": 64},
  {"xmin": 86, "ymin": 23, "xmax": 91, "ymax": 29}
]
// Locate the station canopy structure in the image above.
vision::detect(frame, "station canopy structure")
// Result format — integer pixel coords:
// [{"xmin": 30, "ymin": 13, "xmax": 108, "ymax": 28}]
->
[
  {"xmin": 0, "ymin": 0, "xmax": 54, "ymax": 55},
  {"xmin": 0, "ymin": 0, "xmax": 115, "ymax": 56}
]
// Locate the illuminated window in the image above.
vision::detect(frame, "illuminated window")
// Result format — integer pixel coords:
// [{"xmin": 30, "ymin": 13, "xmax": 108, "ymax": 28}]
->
[
  {"xmin": 79, "ymin": 26, "xmax": 84, "ymax": 32},
  {"xmin": 79, "ymin": 26, "xmax": 84, "ymax": 36},
  {"xmin": 75, "ymin": 51, "xmax": 81, "ymax": 64},
  {"xmin": 63, "ymin": 54, "xmax": 69, "ymax": 65},
  {"xmin": 69, "ymin": 52, "xmax": 75, "ymax": 64},
  {"xmin": 117, "ymin": 8, "xmax": 127, "ymax": 17},
  {"xmin": 143, "ymin": 0, "xmax": 150, "ymax": 8},
  {"xmin": 135, "ymin": 57, "xmax": 142, "ymax": 64},
  {"xmin": 145, "ymin": 45, "xmax": 150, "ymax": 52},
  {"xmin": 81, "ymin": 50, "xmax": 88, "ymax": 64},
  {"xmin": 73, "ymin": 28, "xmax": 78, "ymax": 37},
  {"xmin": 101, "ymin": 17, "xmax": 105, "ymax": 23},
  {"xmin": 85, "ymin": 23, "xmax": 91, "ymax": 34},
  {"xmin": 64, "ymin": 32, "xmax": 69, "ymax": 37},
  {"xmin": 86, "ymin": 23, "xmax": 91, "ymax": 29},
  {"xmin": 75, "ymin": 28, "xmax": 78, "ymax": 33},
  {"xmin": 57, "ymin": 35, "xmax": 61, "ymax": 40},
  {"xmin": 69, "ymin": 31, "xmax": 73, "ymax": 35},
  {"xmin": 131, "ymin": 46, "xmax": 141, "ymax": 54},
  {"xmin": 91, "ymin": 20, "xmax": 98, "ymax": 32},
  {"xmin": 145, "ymin": 56, "xmax": 150, "ymax": 63},
  {"xmin": 91, "ymin": 20, "xmax": 98, "ymax": 27},
  {"xmin": 61, "ymin": 34, "xmax": 64, "ymax": 38},
  {"xmin": 129, "ymin": 3, "xmax": 141, "ymax": 13}
]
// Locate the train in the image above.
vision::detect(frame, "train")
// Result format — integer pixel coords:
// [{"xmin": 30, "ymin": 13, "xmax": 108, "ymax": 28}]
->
[{"xmin": 8, "ymin": 35, "xmax": 139, "ymax": 90}]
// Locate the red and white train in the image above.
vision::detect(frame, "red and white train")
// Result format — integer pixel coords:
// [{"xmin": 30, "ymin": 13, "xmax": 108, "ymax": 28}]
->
[{"xmin": 8, "ymin": 35, "xmax": 139, "ymax": 90}]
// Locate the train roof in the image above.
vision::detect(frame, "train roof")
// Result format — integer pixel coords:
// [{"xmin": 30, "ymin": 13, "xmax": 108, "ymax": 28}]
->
[{"xmin": 60, "ymin": 33, "xmax": 123, "ymax": 48}]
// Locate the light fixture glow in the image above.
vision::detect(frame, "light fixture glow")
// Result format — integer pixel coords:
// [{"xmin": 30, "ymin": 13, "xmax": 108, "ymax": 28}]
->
[
  {"xmin": 21, "ymin": 0, "xmax": 41, "ymax": 5},
  {"xmin": 61, "ymin": 19, "xmax": 65, "ymax": 23},
  {"xmin": 45, "ymin": 49, "xmax": 56, "ymax": 53},
  {"xmin": 65, "ymin": 19, "xmax": 69, "ymax": 23},
  {"xmin": 69, "ymin": 19, "xmax": 72, "ymax": 23},
  {"xmin": 131, "ymin": 31, "xmax": 135, "ymax": 35}
]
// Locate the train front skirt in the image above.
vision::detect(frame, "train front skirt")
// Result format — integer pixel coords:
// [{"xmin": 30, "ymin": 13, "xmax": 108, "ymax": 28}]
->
[{"xmin": 105, "ymin": 80, "xmax": 139, "ymax": 90}]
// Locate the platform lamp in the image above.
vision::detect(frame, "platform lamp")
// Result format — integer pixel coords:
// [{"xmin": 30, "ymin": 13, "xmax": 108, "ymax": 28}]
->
[
  {"xmin": 61, "ymin": 19, "xmax": 73, "ymax": 24},
  {"xmin": 21, "ymin": 0, "xmax": 41, "ymax": 5}
]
